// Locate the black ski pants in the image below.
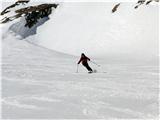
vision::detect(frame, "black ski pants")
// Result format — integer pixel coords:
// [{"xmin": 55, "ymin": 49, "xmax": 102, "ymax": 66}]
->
[{"xmin": 82, "ymin": 62, "xmax": 93, "ymax": 72}]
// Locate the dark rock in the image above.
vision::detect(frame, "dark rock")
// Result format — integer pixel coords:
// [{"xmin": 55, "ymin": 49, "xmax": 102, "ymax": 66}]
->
[{"xmin": 112, "ymin": 3, "xmax": 120, "ymax": 13}]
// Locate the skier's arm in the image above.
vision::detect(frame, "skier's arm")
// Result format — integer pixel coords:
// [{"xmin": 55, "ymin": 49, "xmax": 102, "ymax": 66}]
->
[
  {"xmin": 77, "ymin": 58, "xmax": 82, "ymax": 64},
  {"xmin": 86, "ymin": 57, "xmax": 90, "ymax": 61}
]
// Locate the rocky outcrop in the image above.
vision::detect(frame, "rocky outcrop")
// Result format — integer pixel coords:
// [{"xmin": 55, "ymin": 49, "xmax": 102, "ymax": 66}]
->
[
  {"xmin": 112, "ymin": 0, "xmax": 159, "ymax": 13},
  {"xmin": 112, "ymin": 3, "xmax": 120, "ymax": 13},
  {"xmin": 1, "ymin": 0, "xmax": 29, "ymax": 15},
  {"xmin": 16, "ymin": 4, "xmax": 58, "ymax": 28},
  {"xmin": 135, "ymin": 0, "xmax": 159, "ymax": 9},
  {"xmin": 1, "ymin": 1, "xmax": 59, "ymax": 28}
]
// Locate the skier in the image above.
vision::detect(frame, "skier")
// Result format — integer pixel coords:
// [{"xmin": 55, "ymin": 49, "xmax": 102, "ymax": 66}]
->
[{"xmin": 77, "ymin": 53, "xmax": 93, "ymax": 73}]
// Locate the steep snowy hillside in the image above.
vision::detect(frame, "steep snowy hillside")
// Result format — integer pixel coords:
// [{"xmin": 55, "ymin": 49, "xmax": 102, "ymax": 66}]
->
[{"xmin": 36, "ymin": 2, "xmax": 158, "ymax": 60}]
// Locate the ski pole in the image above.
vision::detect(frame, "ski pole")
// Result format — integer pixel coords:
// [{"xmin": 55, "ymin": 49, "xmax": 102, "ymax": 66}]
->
[
  {"xmin": 76, "ymin": 64, "xmax": 79, "ymax": 73},
  {"xmin": 90, "ymin": 61, "xmax": 100, "ymax": 67}
]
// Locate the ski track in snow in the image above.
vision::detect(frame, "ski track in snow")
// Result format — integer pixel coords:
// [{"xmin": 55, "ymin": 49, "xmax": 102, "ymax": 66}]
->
[{"xmin": 1, "ymin": 33, "xmax": 159, "ymax": 119}]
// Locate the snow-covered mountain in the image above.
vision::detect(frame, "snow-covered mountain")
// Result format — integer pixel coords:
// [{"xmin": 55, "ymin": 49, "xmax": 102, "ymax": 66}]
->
[
  {"xmin": 1, "ymin": 1, "xmax": 159, "ymax": 119},
  {"xmin": 2, "ymin": 1, "xmax": 158, "ymax": 61},
  {"xmin": 35, "ymin": 2, "xmax": 158, "ymax": 60}
]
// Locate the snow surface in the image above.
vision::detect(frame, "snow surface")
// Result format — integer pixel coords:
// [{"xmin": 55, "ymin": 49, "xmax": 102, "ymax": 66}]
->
[
  {"xmin": 35, "ymin": 2, "xmax": 158, "ymax": 59},
  {"xmin": 1, "ymin": 1, "xmax": 159, "ymax": 119},
  {"xmin": 1, "ymin": 32, "xmax": 159, "ymax": 119}
]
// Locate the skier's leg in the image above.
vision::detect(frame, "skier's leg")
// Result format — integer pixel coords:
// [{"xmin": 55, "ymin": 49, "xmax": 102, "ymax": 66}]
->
[
  {"xmin": 83, "ymin": 63, "xmax": 90, "ymax": 72},
  {"xmin": 85, "ymin": 63, "xmax": 93, "ymax": 72},
  {"xmin": 87, "ymin": 65, "xmax": 93, "ymax": 72}
]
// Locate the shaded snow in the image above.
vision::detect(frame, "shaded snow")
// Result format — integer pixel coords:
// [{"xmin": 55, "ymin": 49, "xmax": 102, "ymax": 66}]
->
[{"xmin": 9, "ymin": 17, "xmax": 49, "ymax": 38}]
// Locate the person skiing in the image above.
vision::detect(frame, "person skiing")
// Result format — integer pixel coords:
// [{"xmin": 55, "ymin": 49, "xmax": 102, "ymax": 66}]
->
[{"xmin": 77, "ymin": 53, "xmax": 93, "ymax": 73}]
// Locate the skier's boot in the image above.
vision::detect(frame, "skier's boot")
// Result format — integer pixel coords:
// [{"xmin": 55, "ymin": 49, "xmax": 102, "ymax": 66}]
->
[{"xmin": 88, "ymin": 70, "xmax": 93, "ymax": 74}]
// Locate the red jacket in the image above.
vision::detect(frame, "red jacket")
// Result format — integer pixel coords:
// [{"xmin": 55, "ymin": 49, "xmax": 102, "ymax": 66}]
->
[{"xmin": 78, "ymin": 56, "xmax": 90, "ymax": 65}]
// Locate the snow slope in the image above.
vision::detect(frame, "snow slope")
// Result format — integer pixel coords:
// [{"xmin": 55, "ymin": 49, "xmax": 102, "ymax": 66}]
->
[
  {"xmin": 35, "ymin": 2, "xmax": 158, "ymax": 59},
  {"xmin": 1, "ymin": 1, "xmax": 159, "ymax": 119},
  {"xmin": 2, "ymin": 32, "xmax": 159, "ymax": 119}
]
